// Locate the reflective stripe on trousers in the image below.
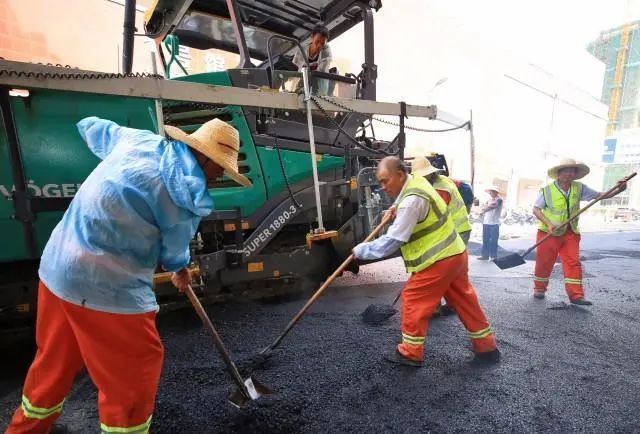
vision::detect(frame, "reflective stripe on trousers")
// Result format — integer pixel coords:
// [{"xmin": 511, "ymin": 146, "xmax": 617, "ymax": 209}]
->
[
  {"xmin": 20, "ymin": 395, "xmax": 65, "ymax": 420},
  {"xmin": 101, "ymin": 416, "xmax": 153, "ymax": 434},
  {"xmin": 398, "ymin": 251, "xmax": 497, "ymax": 361},
  {"xmin": 533, "ymin": 229, "xmax": 584, "ymax": 300},
  {"xmin": 469, "ymin": 326, "xmax": 493, "ymax": 340}
]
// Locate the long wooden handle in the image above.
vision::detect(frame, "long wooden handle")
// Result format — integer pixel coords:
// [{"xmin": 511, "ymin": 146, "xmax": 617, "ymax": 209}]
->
[
  {"xmin": 153, "ymin": 266, "xmax": 200, "ymax": 287},
  {"xmin": 184, "ymin": 285, "xmax": 249, "ymax": 397},
  {"xmin": 263, "ymin": 213, "xmax": 393, "ymax": 353},
  {"xmin": 523, "ymin": 172, "xmax": 637, "ymax": 257}
]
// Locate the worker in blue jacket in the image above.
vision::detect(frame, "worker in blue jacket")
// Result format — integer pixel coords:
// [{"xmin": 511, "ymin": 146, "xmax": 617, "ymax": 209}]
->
[{"xmin": 6, "ymin": 117, "xmax": 250, "ymax": 434}]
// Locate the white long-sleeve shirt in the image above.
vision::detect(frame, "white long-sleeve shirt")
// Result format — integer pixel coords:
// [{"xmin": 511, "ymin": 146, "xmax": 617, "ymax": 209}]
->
[
  {"xmin": 292, "ymin": 44, "xmax": 333, "ymax": 72},
  {"xmin": 353, "ymin": 176, "xmax": 429, "ymax": 260}
]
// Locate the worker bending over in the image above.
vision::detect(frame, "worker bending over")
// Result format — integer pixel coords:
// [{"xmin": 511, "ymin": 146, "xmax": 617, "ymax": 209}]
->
[
  {"xmin": 6, "ymin": 117, "xmax": 250, "ymax": 434},
  {"xmin": 353, "ymin": 157, "xmax": 499, "ymax": 367}
]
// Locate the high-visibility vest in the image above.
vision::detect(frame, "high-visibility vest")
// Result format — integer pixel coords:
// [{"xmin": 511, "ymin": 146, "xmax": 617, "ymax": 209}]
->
[
  {"xmin": 538, "ymin": 181, "xmax": 583, "ymax": 235},
  {"xmin": 399, "ymin": 176, "xmax": 466, "ymax": 273},
  {"xmin": 431, "ymin": 175, "xmax": 472, "ymax": 234}
]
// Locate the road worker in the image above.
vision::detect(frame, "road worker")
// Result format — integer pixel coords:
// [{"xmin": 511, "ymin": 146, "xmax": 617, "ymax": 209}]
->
[
  {"xmin": 412, "ymin": 157, "xmax": 472, "ymax": 244},
  {"xmin": 425, "ymin": 153, "xmax": 476, "ymax": 214},
  {"xmin": 353, "ymin": 156, "xmax": 499, "ymax": 367},
  {"xmin": 292, "ymin": 24, "xmax": 333, "ymax": 73},
  {"xmin": 532, "ymin": 158, "xmax": 626, "ymax": 306},
  {"xmin": 411, "ymin": 156, "xmax": 472, "ymax": 316},
  {"xmin": 6, "ymin": 117, "xmax": 250, "ymax": 434}
]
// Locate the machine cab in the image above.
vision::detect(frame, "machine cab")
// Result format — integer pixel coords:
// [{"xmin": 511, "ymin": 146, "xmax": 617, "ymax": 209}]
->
[{"xmin": 144, "ymin": 0, "xmax": 381, "ymax": 148}]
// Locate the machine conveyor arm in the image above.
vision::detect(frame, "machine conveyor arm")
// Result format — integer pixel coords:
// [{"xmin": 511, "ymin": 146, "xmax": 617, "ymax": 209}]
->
[{"xmin": 0, "ymin": 60, "xmax": 444, "ymax": 119}]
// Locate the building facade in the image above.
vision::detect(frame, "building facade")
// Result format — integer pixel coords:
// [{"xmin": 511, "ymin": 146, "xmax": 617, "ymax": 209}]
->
[{"xmin": 589, "ymin": 21, "xmax": 640, "ymax": 208}]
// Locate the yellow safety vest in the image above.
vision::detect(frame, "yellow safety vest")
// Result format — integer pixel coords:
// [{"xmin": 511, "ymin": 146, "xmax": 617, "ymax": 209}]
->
[
  {"xmin": 538, "ymin": 181, "xmax": 583, "ymax": 235},
  {"xmin": 431, "ymin": 175, "xmax": 472, "ymax": 234},
  {"xmin": 399, "ymin": 176, "xmax": 466, "ymax": 273}
]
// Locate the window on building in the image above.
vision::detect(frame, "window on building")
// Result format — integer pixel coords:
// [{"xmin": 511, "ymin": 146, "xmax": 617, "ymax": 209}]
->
[
  {"xmin": 607, "ymin": 34, "xmax": 622, "ymax": 67},
  {"xmin": 603, "ymin": 68, "xmax": 615, "ymax": 104},
  {"xmin": 617, "ymin": 109, "xmax": 637, "ymax": 129},
  {"xmin": 621, "ymin": 66, "xmax": 640, "ymax": 109},
  {"xmin": 628, "ymin": 30, "xmax": 640, "ymax": 63}
]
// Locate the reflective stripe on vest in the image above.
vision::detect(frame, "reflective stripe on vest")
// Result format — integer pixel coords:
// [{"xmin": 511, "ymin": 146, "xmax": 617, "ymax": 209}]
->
[
  {"xmin": 538, "ymin": 181, "xmax": 583, "ymax": 235},
  {"xmin": 432, "ymin": 175, "xmax": 472, "ymax": 234},
  {"xmin": 21, "ymin": 395, "xmax": 65, "ymax": 420},
  {"xmin": 399, "ymin": 176, "xmax": 466, "ymax": 273},
  {"xmin": 101, "ymin": 415, "xmax": 153, "ymax": 434}
]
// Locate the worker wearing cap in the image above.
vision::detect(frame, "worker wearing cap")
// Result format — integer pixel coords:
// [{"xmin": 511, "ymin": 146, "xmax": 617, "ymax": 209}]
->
[
  {"xmin": 6, "ymin": 117, "xmax": 251, "ymax": 434},
  {"xmin": 353, "ymin": 156, "xmax": 499, "ymax": 367},
  {"xmin": 411, "ymin": 156, "xmax": 472, "ymax": 317},
  {"xmin": 532, "ymin": 158, "xmax": 626, "ymax": 306}
]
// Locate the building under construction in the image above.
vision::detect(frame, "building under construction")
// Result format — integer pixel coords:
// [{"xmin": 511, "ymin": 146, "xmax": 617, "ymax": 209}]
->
[{"xmin": 588, "ymin": 22, "xmax": 640, "ymax": 209}]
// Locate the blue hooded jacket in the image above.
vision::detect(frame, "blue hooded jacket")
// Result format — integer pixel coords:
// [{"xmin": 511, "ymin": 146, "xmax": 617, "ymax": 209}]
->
[{"xmin": 38, "ymin": 117, "xmax": 214, "ymax": 313}]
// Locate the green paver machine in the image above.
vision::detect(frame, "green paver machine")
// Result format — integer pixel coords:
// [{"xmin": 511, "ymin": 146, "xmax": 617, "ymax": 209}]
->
[{"xmin": 0, "ymin": 0, "xmax": 467, "ymax": 342}]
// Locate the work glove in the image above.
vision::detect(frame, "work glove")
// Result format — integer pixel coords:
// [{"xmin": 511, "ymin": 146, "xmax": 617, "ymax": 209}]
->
[{"xmin": 171, "ymin": 267, "xmax": 192, "ymax": 293}]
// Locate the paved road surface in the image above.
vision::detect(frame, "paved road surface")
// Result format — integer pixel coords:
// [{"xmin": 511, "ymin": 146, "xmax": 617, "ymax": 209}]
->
[{"xmin": 2, "ymin": 231, "xmax": 639, "ymax": 432}]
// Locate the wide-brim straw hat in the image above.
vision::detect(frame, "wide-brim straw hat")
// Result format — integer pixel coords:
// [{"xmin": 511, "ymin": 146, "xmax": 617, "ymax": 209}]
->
[
  {"xmin": 411, "ymin": 156, "xmax": 442, "ymax": 177},
  {"xmin": 547, "ymin": 158, "xmax": 590, "ymax": 180},
  {"xmin": 485, "ymin": 185, "xmax": 501, "ymax": 194},
  {"xmin": 165, "ymin": 119, "xmax": 252, "ymax": 187}
]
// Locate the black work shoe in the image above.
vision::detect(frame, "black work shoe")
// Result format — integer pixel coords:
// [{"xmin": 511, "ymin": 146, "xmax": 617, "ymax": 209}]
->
[
  {"xmin": 440, "ymin": 304, "xmax": 456, "ymax": 316},
  {"xmin": 383, "ymin": 350, "xmax": 422, "ymax": 367},
  {"xmin": 432, "ymin": 303, "xmax": 442, "ymax": 318},
  {"xmin": 472, "ymin": 348, "xmax": 501, "ymax": 365},
  {"xmin": 571, "ymin": 298, "xmax": 593, "ymax": 306},
  {"xmin": 477, "ymin": 256, "xmax": 489, "ymax": 260},
  {"xmin": 533, "ymin": 292, "xmax": 545, "ymax": 300},
  {"xmin": 51, "ymin": 424, "xmax": 71, "ymax": 434}
]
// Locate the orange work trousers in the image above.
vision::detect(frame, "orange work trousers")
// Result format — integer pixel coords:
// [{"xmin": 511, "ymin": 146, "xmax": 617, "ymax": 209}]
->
[
  {"xmin": 398, "ymin": 251, "xmax": 497, "ymax": 361},
  {"xmin": 6, "ymin": 282, "xmax": 164, "ymax": 434},
  {"xmin": 533, "ymin": 229, "xmax": 584, "ymax": 301}
]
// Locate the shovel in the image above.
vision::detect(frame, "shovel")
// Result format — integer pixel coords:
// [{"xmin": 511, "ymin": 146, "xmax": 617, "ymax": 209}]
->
[
  {"xmin": 361, "ymin": 288, "xmax": 402, "ymax": 325},
  {"xmin": 183, "ymin": 284, "xmax": 274, "ymax": 408},
  {"xmin": 257, "ymin": 213, "xmax": 393, "ymax": 360},
  {"xmin": 493, "ymin": 172, "xmax": 636, "ymax": 270}
]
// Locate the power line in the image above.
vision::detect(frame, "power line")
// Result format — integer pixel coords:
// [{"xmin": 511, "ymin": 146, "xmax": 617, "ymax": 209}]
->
[{"xmin": 503, "ymin": 73, "xmax": 608, "ymax": 121}]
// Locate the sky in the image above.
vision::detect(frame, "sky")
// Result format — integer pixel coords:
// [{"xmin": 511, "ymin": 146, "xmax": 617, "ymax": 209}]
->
[
  {"xmin": 334, "ymin": 0, "xmax": 631, "ymax": 98},
  {"xmin": 329, "ymin": 0, "xmax": 635, "ymax": 188}
]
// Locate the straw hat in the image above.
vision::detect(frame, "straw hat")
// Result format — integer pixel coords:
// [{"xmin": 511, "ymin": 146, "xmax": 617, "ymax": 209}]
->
[
  {"xmin": 411, "ymin": 156, "xmax": 442, "ymax": 177},
  {"xmin": 547, "ymin": 157, "xmax": 590, "ymax": 180},
  {"xmin": 165, "ymin": 119, "xmax": 252, "ymax": 187},
  {"xmin": 485, "ymin": 185, "xmax": 501, "ymax": 194}
]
